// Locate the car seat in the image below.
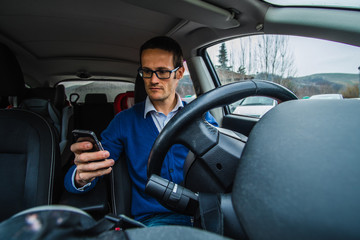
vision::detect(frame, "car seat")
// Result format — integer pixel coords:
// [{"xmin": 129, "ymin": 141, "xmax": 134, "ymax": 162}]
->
[
  {"xmin": 134, "ymin": 74, "xmax": 147, "ymax": 104},
  {"xmin": 0, "ymin": 43, "xmax": 62, "ymax": 221},
  {"xmin": 19, "ymin": 88, "xmax": 62, "ymax": 139},
  {"xmin": 0, "ymin": 109, "xmax": 62, "ymax": 221},
  {"xmin": 110, "ymin": 74, "xmax": 146, "ymax": 218},
  {"xmin": 0, "ymin": 43, "xmax": 74, "ymax": 169},
  {"xmin": 114, "ymin": 91, "xmax": 135, "ymax": 114},
  {"xmin": 0, "ymin": 43, "xmax": 26, "ymax": 107}
]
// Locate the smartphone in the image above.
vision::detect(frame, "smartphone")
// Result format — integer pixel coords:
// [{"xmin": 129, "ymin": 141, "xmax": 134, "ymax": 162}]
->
[{"xmin": 72, "ymin": 129, "xmax": 104, "ymax": 152}]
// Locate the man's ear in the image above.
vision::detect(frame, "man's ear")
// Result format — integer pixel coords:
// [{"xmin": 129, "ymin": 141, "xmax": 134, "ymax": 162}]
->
[{"xmin": 176, "ymin": 66, "xmax": 185, "ymax": 80}]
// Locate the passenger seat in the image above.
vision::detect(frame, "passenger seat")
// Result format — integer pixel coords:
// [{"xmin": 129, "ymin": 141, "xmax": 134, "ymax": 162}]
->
[
  {"xmin": 19, "ymin": 86, "xmax": 74, "ymax": 168},
  {"xmin": 0, "ymin": 43, "xmax": 62, "ymax": 220},
  {"xmin": 0, "ymin": 43, "xmax": 74, "ymax": 169},
  {"xmin": 19, "ymin": 87, "xmax": 62, "ymax": 139}
]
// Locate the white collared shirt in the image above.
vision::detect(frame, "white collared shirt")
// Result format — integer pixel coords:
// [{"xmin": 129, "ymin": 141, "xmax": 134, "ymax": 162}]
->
[{"xmin": 144, "ymin": 93, "xmax": 184, "ymax": 132}]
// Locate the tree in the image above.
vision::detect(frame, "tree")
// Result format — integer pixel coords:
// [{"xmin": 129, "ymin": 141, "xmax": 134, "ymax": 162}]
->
[
  {"xmin": 341, "ymin": 84, "xmax": 359, "ymax": 98},
  {"xmin": 254, "ymin": 35, "xmax": 296, "ymax": 81},
  {"xmin": 217, "ymin": 43, "xmax": 232, "ymax": 70},
  {"xmin": 212, "ymin": 35, "xmax": 296, "ymax": 86},
  {"xmin": 237, "ymin": 66, "xmax": 246, "ymax": 75}
]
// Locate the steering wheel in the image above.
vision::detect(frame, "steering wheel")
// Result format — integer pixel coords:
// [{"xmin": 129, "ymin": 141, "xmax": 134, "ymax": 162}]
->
[{"xmin": 145, "ymin": 80, "xmax": 297, "ymax": 214}]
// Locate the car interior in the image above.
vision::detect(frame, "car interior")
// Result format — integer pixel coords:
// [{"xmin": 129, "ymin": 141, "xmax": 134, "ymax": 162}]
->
[{"xmin": 0, "ymin": 0, "xmax": 360, "ymax": 239}]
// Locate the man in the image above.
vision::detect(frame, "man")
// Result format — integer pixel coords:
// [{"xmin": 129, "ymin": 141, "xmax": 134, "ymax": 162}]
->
[{"xmin": 64, "ymin": 36, "xmax": 218, "ymax": 226}]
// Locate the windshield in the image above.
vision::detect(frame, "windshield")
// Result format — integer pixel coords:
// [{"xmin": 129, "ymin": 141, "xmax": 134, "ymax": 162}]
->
[
  {"xmin": 207, "ymin": 34, "xmax": 360, "ymax": 118},
  {"xmin": 263, "ymin": 0, "xmax": 360, "ymax": 9},
  {"xmin": 207, "ymin": 35, "xmax": 360, "ymax": 99}
]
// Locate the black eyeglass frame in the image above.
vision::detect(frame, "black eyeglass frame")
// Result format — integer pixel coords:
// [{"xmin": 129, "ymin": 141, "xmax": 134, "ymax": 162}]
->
[{"xmin": 138, "ymin": 66, "xmax": 180, "ymax": 80}]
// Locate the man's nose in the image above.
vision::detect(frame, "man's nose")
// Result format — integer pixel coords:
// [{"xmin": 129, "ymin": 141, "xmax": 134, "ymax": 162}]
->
[{"xmin": 150, "ymin": 72, "xmax": 160, "ymax": 83}]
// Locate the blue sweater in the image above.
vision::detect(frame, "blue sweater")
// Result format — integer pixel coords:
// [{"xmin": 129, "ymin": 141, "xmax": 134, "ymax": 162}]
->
[{"xmin": 65, "ymin": 101, "xmax": 218, "ymax": 220}]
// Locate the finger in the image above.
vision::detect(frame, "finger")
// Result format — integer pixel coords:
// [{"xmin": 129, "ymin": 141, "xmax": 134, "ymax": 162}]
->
[
  {"xmin": 77, "ymin": 166, "xmax": 113, "ymax": 183},
  {"xmin": 77, "ymin": 159, "xmax": 114, "ymax": 172},
  {"xmin": 71, "ymin": 141, "xmax": 93, "ymax": 154},
  {"xmin": 75, "ymin": 151, "xmax": 110, "ymax": 164}
]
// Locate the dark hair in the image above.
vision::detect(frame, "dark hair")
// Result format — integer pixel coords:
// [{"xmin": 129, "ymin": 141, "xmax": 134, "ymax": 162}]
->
[{"xmin": 140, "ymin": 36, "xmax": 183, "ymax": 68}]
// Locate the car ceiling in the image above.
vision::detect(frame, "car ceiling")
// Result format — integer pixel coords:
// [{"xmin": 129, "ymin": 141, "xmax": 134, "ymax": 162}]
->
[
  {"xmin": 0, "ymin": 0, "xmax": 270, "ymax": 87},
  {"xmin": 0, "ymin": 0, "xmax": 359, "ymax": 88}
]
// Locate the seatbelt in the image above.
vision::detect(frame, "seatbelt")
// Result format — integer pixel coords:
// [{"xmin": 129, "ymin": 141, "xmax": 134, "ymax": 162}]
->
[{"xmin": 198, "ymin": 193, "xmax": 224, "ymax": 235}]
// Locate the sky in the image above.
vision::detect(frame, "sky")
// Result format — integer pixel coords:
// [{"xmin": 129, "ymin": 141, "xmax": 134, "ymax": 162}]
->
[
  {"xmin": 289, "ymin": 36, "xmax": 360, "ymax": 77},
  {"xmin": 207, "ymin": 35, "xmax": 360, "ymax": 78}
]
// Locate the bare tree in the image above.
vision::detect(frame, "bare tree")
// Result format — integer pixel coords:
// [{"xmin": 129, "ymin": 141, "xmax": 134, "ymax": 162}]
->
[
  {"xmin": 341, "ymin": 84, "xmax": 359, "ymax": 98},
  {"xmin": 214, "ymin": 35, "xmax": 297, "ymax": 89},
  {"xmin": 278, "ymin": 37, "xmax": 297, "ymax": 78},
  {"xmin": 248, "ymin": 35, "xmax": 297, "ymax": 80},
  {"xmin": 237, "ymin": 35, "xmax": 297, "ymax": 93},
  {"xmin": 239, "ymin": 38, "xmax": 247, "ymax": 75}
]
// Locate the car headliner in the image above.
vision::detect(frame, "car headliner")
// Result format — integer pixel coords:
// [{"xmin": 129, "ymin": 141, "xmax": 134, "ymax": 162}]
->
[{"xmin": 0, "ymin": 0, "xmax": 359, "ymax": 89}]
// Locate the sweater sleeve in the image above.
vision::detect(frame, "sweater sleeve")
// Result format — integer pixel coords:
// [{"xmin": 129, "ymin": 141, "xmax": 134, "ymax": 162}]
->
[
  {"xmin": 182, "ymin": 100, "xmax": 218, "ymax": 127},
  {"xmin": 204, "ymin": 111, "xmax": 219, "ymax": 127},
  {"xmin": 101, "ymin": 113, "xmax": 125, "ymax": 162}
]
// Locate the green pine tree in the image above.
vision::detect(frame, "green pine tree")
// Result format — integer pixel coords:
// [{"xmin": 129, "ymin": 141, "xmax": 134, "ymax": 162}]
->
[
  {"xmin": 217, "ymin": 43, "xmax": 231, "ymax": 70},
  {"xmin": 237, "ymin": 66, "xmax": 246, "ymax": 75}
]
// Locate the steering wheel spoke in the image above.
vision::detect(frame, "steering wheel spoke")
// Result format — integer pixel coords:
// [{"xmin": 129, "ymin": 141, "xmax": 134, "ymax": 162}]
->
[
  {"xmin": 176, "ymin": 117, "xmax": 219, "ymax": 156},
  {"xmin": 184, "ymin": 129, "xmax": 248, "ymax": 193}
]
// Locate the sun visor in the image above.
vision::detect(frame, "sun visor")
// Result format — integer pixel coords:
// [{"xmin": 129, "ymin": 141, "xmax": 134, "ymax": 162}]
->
[{"xmin": 122, "ymin": 0, "xmax": 240, "ymax": 29}]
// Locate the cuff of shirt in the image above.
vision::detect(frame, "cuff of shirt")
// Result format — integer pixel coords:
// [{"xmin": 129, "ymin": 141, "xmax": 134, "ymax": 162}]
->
[{"xmin": 71, "ymin": 167, "xmax": 92, "ymax": 191}]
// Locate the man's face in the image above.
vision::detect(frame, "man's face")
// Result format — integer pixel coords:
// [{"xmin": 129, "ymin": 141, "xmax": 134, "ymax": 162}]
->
[{"xmin": 141, "ymin": 48, "xmax": 184, "ymax": 103}]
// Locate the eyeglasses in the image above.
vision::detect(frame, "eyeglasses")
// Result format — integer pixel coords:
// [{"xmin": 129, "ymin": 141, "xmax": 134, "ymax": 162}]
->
[{"xmin": 138, "ymin": 67, "xmax": 179, "ymax": 79}]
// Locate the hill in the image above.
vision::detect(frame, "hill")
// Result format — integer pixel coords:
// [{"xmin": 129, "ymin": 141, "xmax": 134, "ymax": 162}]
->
[
  {"xmin": 289, "ymin": 73, "xmax": 358, "ymax": 97},
  {"xmin": 294, "ymin": 73, "xmax": 359, "ymax": 89}
]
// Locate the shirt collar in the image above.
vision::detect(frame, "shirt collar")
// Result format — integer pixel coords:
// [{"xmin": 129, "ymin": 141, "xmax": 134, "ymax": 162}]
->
[{"xmin": 144, "ymin": 93, "xmax": 184, "ymax": 119}]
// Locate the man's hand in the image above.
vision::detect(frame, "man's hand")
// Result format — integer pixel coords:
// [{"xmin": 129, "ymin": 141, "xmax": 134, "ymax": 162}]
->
[{"xmin": 71, "ymin": 141, "xmax": 115, "ymax": 188}]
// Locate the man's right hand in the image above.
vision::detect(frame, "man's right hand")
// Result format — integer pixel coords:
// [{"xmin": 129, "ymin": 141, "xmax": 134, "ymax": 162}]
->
[{"xmin": 71, "ymin": 141, "xmax": 115, "ymax": 188}]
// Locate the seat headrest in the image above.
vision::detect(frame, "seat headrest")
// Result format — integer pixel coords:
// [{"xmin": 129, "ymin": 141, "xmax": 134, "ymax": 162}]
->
[
  {"xmin": 21, "ymin": 86, "xmax": 67, "ymax": 111},
  {"xmin": 85, "ymin": 93, "xmax": 108, "ymax": 104},
  {"xmin": 0, "ymin": 43, "xmax": 25, "ymax": 96},
  {"xmin": 134, "ymin": 74, "xmax": 147, "ymax": 104},
  {"xmin": 54, "ymin": 84, "xmax": 67, "ymax": 109},
  {"xmin": 24, "ymin": 87, "xmax": 55, "ymax": 101}
]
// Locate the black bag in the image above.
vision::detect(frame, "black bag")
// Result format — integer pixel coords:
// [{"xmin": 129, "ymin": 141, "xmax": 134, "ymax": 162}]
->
[{"xmin": 0, "ymin": 205, "xmax": 145, "ymax": 239}]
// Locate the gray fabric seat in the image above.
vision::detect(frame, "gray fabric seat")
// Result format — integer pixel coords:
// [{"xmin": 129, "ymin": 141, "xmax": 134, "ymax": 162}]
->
[
  {"xmin": 0, "ymin": 43, "xmax": 62, "ymax": 221},
  {"xmin": 0, "ymin": 43, "xmax": 74, "ymax": 169},
  {"xmin": 0, "ymin": 109, "xmax": 62, "ymax": 221},
  {"xmin": 233, "ymin": 99, "xmax": 360, "ymax": 239}
]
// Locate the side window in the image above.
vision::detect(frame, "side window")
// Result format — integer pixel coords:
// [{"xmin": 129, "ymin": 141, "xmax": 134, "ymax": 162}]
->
[
  {"xmin": 177, "ymin": 61, "xmax": 197, "ymax": 103},
  {"xmin": 207, "ymin": 35, "xmax": 360, "ymax": 118}
]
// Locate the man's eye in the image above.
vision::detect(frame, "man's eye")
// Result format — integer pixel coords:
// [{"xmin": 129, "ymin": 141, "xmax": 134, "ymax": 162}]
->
[
  {"xmin": 157, "ymin": 70, "xmax": 168, "ymax": 74},
  {"xmin": 143, "ymin": 69, "xmax": 152, "ymax": 74}
]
